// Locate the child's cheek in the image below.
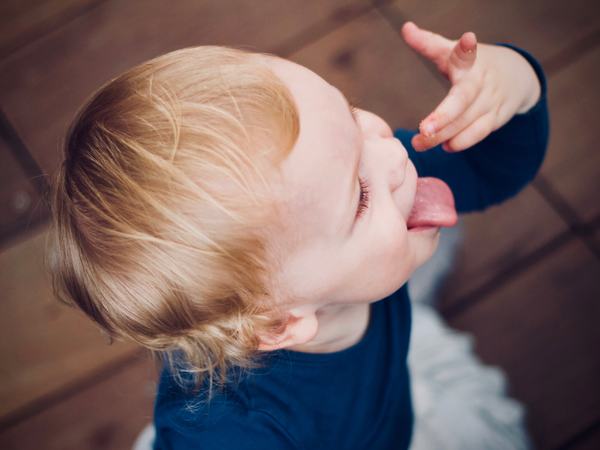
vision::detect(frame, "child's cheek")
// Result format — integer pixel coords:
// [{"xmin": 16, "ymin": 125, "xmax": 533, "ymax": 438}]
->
[
  {"xmin": 378, "ymin": 230, "xmax": 415, "ymax": 296},
  {"xmin": 373, "ymin": 221, "xmax": 412, "ymax": 272}
]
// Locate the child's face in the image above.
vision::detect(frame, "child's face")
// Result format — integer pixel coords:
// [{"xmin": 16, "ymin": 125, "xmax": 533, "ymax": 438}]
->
[{"xmin": 263, "ymin": 56, "xmax": 441, "ymax": 310}]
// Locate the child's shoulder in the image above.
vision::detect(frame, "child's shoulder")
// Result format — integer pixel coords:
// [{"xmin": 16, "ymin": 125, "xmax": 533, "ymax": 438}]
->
[
  {"xmin": 154, "ymin": 363, "xmax": 249, "ymax": 427},
  {"xmin": 153, "ymin": 363, "xmax": 300, "ymax": 448}
]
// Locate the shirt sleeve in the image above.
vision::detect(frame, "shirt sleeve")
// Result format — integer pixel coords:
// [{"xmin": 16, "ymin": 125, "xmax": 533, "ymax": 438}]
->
[
  {"xmin": 393, "ymin": 43, "xmax": 550, "ymax": 213},
  {"xmin": 153, "ymin": 404, "xmax": 300, "ymax": 450}
]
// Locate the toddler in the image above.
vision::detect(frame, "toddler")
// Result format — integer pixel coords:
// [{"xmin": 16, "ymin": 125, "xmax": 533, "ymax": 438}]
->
[{"xmin": 49, "ymin": 21, "xmax": 548, "ymax": 449}]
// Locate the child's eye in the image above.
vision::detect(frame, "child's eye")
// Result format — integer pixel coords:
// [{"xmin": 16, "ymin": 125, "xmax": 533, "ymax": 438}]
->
[{"xmin": 356, "ymin": 176, "xmax": 370, "ymax": 219}]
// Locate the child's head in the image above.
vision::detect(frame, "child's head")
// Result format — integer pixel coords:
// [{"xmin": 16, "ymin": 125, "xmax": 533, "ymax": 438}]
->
[{"xmin": 49, "ymin": 45, "xmax": 440, "ymax": 391}]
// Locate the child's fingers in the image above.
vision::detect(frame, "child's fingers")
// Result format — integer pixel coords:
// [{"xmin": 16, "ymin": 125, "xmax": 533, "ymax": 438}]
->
[
  {"xmin": 444, "ymin": 111, "xmax": 495, "ymax": 151},
  {"xmin": 412, "ymin": 92, "xmax": 490, "ymax": 151},
  {"xmin": 419, "ymin": 81, "xmax": 481, "ymax": 137},
  {"xmin": 448, "ymin": 32, "xmax": 478, "ymax": 73},
  {"xmin": 400, "ymin": 22, "xmax": 452, "ymax": 69}
]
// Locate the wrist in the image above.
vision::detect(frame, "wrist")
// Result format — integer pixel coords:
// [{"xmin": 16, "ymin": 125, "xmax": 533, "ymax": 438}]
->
[
  {"xmin": 493, "ymin": 43, "xmax": 543, "ymax": 115},
  {"xmin": 516, "ymin": 63, "xmax": 542, "ymax": 114}
]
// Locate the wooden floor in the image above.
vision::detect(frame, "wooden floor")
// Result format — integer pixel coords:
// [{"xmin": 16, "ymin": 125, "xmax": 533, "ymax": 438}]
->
[{"xmin": 0, "ymin": 1, "xmax": 598, "ymax": 449}]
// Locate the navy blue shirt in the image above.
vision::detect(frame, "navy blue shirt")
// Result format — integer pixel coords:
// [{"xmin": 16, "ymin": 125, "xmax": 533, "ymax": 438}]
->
[{"xmin": 153, "ymin": 43, "xmax": 549, "ymax": 450}]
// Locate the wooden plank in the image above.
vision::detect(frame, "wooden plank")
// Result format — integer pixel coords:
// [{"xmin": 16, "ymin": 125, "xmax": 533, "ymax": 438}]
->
[
  {"xmin": 437, "ymin": 185, "xmax": 568, "ymax": 309},
  {"xmin": 0, "ymin": 228, "xmax": 138, "ymax": 420},
  {"xmin": 447, "ymin": 239, "xmax": 600, "ymax": 449},
  {"xmin": 381, "ymin": 0, "xmax": 597, "ymax": 66},
  {"xmin": 538, "ymin": 47, "xmax": 600, "ymax": 223},
  {"xmin": 289, "ymin": 8, "xmax": 446, "ymax": 133},
  {"xmin": 0, "ymin": 356, "xmax": 157, "ymax": 450},
  {"xmin": 0, "ymin": 0, "xmax": 100, "ymax": 58},
  {"xmin": 0, "ymin": 0, "xmax": 365, "ymax": 177}
]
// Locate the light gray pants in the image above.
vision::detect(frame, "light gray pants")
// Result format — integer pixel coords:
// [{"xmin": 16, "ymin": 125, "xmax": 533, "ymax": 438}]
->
[{"xmin": 409, "ymin": 301, "xmax": 531, "ymax": 450}]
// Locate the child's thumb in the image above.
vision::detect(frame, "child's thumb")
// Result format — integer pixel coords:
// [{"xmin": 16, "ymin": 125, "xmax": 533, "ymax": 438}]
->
[
  {"xmin": 401, "ymin": 22, "xmax": 451, "ymax": 68},
  {"xmin": 449, "ymin": 32, "xmax": 477, "ymax": 72}
]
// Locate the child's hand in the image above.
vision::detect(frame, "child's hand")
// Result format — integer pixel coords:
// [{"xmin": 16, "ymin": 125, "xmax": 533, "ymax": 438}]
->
[{"xmin": 401, "ymin": 21, "xmax": 541, "ymax": 152}]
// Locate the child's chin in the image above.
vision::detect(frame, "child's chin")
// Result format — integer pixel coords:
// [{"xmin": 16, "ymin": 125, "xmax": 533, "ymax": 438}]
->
[{"xmin": 410, "ymin": 227, "xmax": 442, "ymax": 267}]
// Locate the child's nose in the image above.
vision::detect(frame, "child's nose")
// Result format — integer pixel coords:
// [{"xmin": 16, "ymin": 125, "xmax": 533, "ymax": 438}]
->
[
  {"xmin": 361, "ymin": 110, "xmax": 394, "ymax": 139},
  {"xmin": 358, "ymin": 109, "xmax": 408, "ymax": 189},
  {"xmin": 386, "ymin": 138, "xmax": 409, "ymax": 192}
]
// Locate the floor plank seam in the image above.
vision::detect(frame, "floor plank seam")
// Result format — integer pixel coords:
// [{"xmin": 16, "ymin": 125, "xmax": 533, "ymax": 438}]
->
[
  {"xmin": 0, "ymin": 213, "xmax": 49, "ymax": 252},
  {"xmin": 441, "ymin": 230, "xmax": 574, "ymax": 320},
  {"xmin": 0, "ymin": 109, "xmax": 50, "ymax": 196},
  {"xmin": 534, "ymin": 177, "xmax": 600, "ymax": 260},
  {"xmin": 0, "ymin": 348, "xmax": 148, "ymax": 432},
  {"xmin": 272, "ymin": 1, "xmax": 375, "ymax": 57},
  {"xmin": 533, "ymin": 176, "xmax": 582, "ymax": 225},
  {"xmin": 0, "ymin": 0, "xmax": 107, "ymax": 62},
  {"xmin": 0, "ymin": 108, "xmax": 53, "ymax": 247},
  {"xmin": 554, "ymin": 418, "xmax": 600, "ymax": 450},
  {"xmin": 543, "ymin": 27, "xmax": 600, "ymax": 76}
]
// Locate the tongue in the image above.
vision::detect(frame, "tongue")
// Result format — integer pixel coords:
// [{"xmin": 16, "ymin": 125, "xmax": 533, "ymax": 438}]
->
[{"xmin": 407, "ymin": 177, "xmax": 457, "ymax": 230}]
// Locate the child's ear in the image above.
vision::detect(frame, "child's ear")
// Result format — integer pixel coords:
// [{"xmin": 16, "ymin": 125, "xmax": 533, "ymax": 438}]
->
[{"xmin": 257, "ymin": 306, "xmax": 319, "ymax": 351}]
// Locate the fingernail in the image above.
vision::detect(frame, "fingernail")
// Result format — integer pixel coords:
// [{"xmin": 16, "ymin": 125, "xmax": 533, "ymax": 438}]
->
[
  {"xmin": 412, "ymin": 137, "xmax": 423, "ymax": 151},
  {"xmin": 422, "ymin": 122, "xmax": 435, "ymax": 136}
]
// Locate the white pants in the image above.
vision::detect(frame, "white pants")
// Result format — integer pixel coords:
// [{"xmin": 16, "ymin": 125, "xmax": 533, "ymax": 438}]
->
[{"xmin": 408, "ymin": 302, "xmax": 531, "ymax": 450}]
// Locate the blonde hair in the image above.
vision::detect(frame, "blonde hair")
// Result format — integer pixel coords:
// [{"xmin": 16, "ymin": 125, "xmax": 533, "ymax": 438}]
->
[{"xmin": 47, "ymin": 46, "xmax": 300, "ymax": 397}]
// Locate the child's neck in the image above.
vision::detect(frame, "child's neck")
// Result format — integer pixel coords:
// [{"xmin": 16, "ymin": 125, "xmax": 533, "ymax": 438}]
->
[{"xmin": 287, "ymin": 302, "xmax": 371, "ymax": 354}]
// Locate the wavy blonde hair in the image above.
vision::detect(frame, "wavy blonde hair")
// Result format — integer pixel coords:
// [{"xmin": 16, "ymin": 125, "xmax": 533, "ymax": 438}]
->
[{"xmin": 47, "ymin": 46, "xmax": 300, "ymax": 397}]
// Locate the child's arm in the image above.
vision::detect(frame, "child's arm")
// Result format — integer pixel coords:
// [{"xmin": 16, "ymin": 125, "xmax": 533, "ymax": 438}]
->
[{"xmin": 394, "ymin": 23, "xmax": 549, "ymax": 212}]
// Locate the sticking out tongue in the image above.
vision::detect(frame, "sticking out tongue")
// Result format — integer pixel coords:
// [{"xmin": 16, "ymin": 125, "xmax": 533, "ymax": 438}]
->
[{"xmin": 407, "ymin": 177, "xmax": 458, "ymax": 230}]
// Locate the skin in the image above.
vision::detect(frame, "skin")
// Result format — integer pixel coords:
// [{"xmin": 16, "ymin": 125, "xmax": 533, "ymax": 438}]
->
[
  {"xmin": 255, "ymin": 22, "xmax": 541, "ymax": 353},
  {"xmin": 258, "ymin": 55, "xmax": 437, "ymax": 353}
]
